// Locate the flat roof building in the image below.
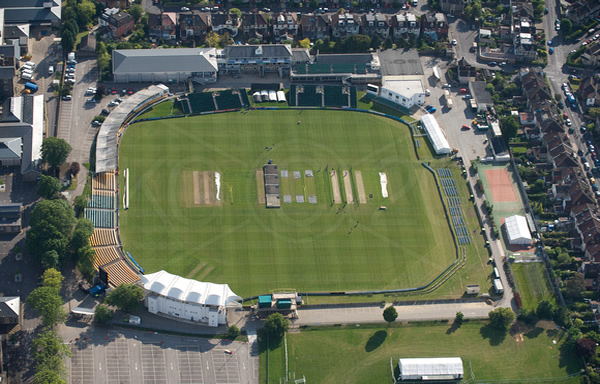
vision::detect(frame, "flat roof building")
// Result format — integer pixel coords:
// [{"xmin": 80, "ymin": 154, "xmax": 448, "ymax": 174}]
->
[
  {"xmin": 420, "ymin": 114, "xmax": 451, "ymax": 155},
  {"xmin": 378, "ymin": 77, "xmax": 425, "ymax": 109}
]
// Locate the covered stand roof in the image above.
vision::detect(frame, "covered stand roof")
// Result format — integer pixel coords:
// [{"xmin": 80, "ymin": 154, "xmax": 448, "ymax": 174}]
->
[
  {"xmin": 113, "ymin": 48, "xmax": 218, "ymax": 76},
  {"xmin": 420, "ymin": 114, "xmax": 451, "ymax": 154},
  {"xmin": 505, "ymin": 215, "xmax": 532, "ymax": 245},
  {"xmin": 399, "ymin": 357, "xmax": 464, "ymax": 380},
  {"xmin": 141, "ymin": 270, "xmax": 242, "ymax": 307}
]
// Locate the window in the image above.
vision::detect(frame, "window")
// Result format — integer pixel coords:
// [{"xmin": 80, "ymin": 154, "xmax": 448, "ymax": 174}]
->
[{"xmin": 388, "ymin": 92, "xmax": 392, "ymax": 96}]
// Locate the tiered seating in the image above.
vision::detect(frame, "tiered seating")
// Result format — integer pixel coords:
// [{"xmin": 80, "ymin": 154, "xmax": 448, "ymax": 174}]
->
[
  {"xmin": 288, "ymin": 85, "xmax": 298, "ymax": 106},
  {"xmin": 90, "ymin": 228, "xmax": 118, "ymax": 247},
  {"xmin": 297, "ymin": 85, "xmax": 322, "ymax": 107},
  {"xmin": 307, "ymin": 64, "xmax": 331, "ymax": 74},
  {"xmin": 187, "ymin": 92, "xmax": 216, "ymax": 113},
  {"xmin": 350, "ymin": 87, "xmax": 358, "ymax": 108},
  {"xmin": 214, "ymin": 90, "xmax": 242, "ymax": 110},
  {"xmin": 356, "ymin": 63, "xmax": 367, "ymax": 74},
  {"xmin": 93, "ymin": 246, "xmax": 121, "ymax": 269},
  {"xmin": 87, "ymin": 191, "xmax": 116, "ymax": 210},
  {"xmin": 84, "ymin": 208, "xmax": 115, "ymax": 228},
  {"xmin": 324, "ymin": 86, "xmax": 348, "ymax": 107},
  {"xmin": 332, "ymin": 63, "xmax": 356, "ymax": 73},
  {"xmin": 240, "ymin": 90, "xmax": 250, "ymax": 107},
  {"xmin": 92, "ymin": 172, "xmax": 116, "ymax": 191},
  {"xmin": 179, "ymin": 99, "xmax": 191, "ymax": 114},
  {"xmin": 105, "ymin": 260, "xmax": 141, "ymax": 286}
]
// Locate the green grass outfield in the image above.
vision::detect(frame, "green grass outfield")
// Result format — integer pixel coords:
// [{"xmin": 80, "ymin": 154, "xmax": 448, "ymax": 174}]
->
[
  {"xmin": 260, "ymin": 322, "xmax": 583, "ymax": 384},
  {"xmin": 120, "ymin": 110, "xmax": 470, "ymax": 297},
  {"xmin": 512, "ymin": 262, "xmax": 556, "ymax": 310}
]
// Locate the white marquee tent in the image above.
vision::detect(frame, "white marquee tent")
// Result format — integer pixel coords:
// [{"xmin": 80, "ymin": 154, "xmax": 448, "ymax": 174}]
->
[
  {"xmin": 504, "ymin": 215, "xmax": 532, "ymax": 245},
  {"xmin": 420, "ymin": 114, "xmax": 451, "ymax": 155},
  {"xmin": 398, "ymin": 357, "xmax": 464, "ymax": 381}
]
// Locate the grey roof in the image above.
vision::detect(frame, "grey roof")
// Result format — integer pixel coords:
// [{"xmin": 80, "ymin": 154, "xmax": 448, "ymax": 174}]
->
[
  {"xmin": 223, "ymin": 44, "xmax": 292, "ymax": 59},
  {"xmin": 113, "ymin": 48, "xmax": 218, "ymax": 75},
  {"xmin": 291, "ymin": 48, "xmax": 310, "ymax": 63},
  {"xmin": 4, "ymin": 8, "xmax": 61, "ymax": 24},
  {"xmin": 315, "ymin": 53, "xmax": 373, "ymax": 64},
  {"xmin": 0, "ymin": 67, "xmax": 15, "ymax": 79},
  {"xmin": 4, "ymin": 24, "xmax": 29, "ymax": 39},
  {"xmin": 96, "ymin": 85, "xmax": 170, "ymax": 173},
  {"xmin": 0, "ymin": 296, "xmax": 19, "ymax": 318},
  {"xmin": 0, "ymin": 203, "xmax": 21, "ymax": 214},
  {"xmin": 0, "ymin": 0, "xmax": 59, "ymax": 7},
  {"xmin": 470, "ymin": 81, "xmax": 493, "ymax": 105},
  {"xmin": 0, "ymin": 44, "xmax": 19, "ymax": 58},
  {"xmin": 0, "ymin": 138, "xmax": 22, "ymax": 159}
]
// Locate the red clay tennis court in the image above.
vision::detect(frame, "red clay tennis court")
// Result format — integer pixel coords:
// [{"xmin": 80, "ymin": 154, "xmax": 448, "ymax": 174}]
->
[{"xmin": 484, "ymin": 169, "xmax": 518, "ymax": 202}]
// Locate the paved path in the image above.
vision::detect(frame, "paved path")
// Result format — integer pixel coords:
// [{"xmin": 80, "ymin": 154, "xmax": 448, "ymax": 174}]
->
[{"xmin": 290, "ymin": 302, "xmax": 493, "ymax": 327}]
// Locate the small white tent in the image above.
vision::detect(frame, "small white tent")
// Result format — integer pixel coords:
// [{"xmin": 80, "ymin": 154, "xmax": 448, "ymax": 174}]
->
[
  {"xmin": 504, "ymin": 215, "xmax": 532, "ymax": 245},
  {"xmin": 398, "ymin": 357, "xmax": 464, "ymax": 381},
  {"xmin": 420, "ymin": 114, "xmax": 451, "ymax": 155}
]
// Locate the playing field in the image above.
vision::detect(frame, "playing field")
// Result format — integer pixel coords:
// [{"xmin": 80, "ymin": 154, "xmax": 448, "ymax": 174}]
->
[
  {"xmin": 512, "ymin": 262, "xmax": 555, "ymax": 310},
  {"xmin": 119, "ymin": 109, "xmax": 456, "ymax": 297}
]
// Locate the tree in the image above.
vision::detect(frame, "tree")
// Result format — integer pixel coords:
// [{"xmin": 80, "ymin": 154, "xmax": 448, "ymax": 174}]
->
[
  {"xmin": 26, "ymin": 286, "xmax": 66, "ymax": 326},
  {"xmin": 227, "ymin": 325, "xmax": 240, "ymax": 339},
  {"xmin": 41, "ymin": 137, "xmax": 72, "ymax": 170},
  {"xmin": 33, "ymin": 368, "xmax": 66, "ymax": 384},
  {"xmin": 455, "ymin": 311, "xmax": 464, "ymax": 325},
  {"xmin": 383, "ymin": 306, "xmax": 398, "ymax": 325},
  {"xmin": 299, "ymin": 38, "xmax": 311, "ymax": 49},
  {"xmin": 32, "ymin": 329, "xmax": 70, "ymax": 384},
  {"xmin": 560, "ymin": 19, "xmax": 572, "ymax": 35},
  {"xmin": 383, "ymin": 37, "xmax": 393, "ymax": 50},
  {"xmin": 26, "ymin": 199, "xmax": 76, "ymax": 261},
  {"xmin": 263, "ymin": 313, "xmax": 290, "ymax": 338},
  {"xmin": 488, "ymin": 307, "xmax": 515, "ymax": 331},
  {"xmin": 41, "ymin": 250, "xmax": 60, "ymax": 270},
  {"xmin": 61, "ymin": 30, "xmax": 76, "ymax": 53},
  {"xmin": 70, "ymin": 162, "xmax": 81, "ymax": 177},
  {"xmin": 565, "ymin": 273, "xmax": 585, "ymax": 300},
  {"xmin": 589, "ymin": 108, "xmax": 600, "ymax": 119},
  {"xmin": 105, "ymin": 283, "xmax": 144, "ymax": 312},
  {"xmin": 70, "ymin": 218, "xmax": 94, "ymax": 257},
  {"xmin": 37, "ymin": 175, "xmax": 62, "ymax": 199},
  {"xmin": 500, "ymin": 115, "xmax": 519, "ymax": 140},
  {"xmin": 205, "ymin": 31, "xmax": 219, "ymax": 47},
  {"xmin": 41, "ymin": 268, "xmax": 64, "ymax": 291},
  {"xmin": 94, "ymin": 304, "xmax": 113, "ymax": 324},
  {"xmin": 370, "ymin": 34, "xmax": 381, "ymax": 50},
  {"xmin": 229, "ymin": 8, "xmax": 242, "ymax": 19},
  {"xmin": 75, "ymin": 0, "xmax": 96, "ymax": 28},
  {"xmin": 536, "ymin": 299, "xmax": 556, "ymax": 319},
  {"xmin": 128, "ymin": 4, "xmax": 144, "ymax": 21}
]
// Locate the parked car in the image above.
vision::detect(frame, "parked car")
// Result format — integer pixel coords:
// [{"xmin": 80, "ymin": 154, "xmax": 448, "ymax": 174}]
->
[
  {"xmin": 459, "ymin": 88, "xmax": 468, "ymax": 94},
  {"xmin": 127, "ymin": 88, "xmax": 134, "ymax": 95},
  {"xmin": 181, "ymin": 7, "xmax": 190, "ymax": 11},
  {"xmin": 461, "ymin": 125, "xmax": 471, "ymax": 130},
  {"xmin": 452, "ymin": 39, "xmax": 457, "ymax": 45},
  {"xmin": 115, "ymin": 97, "xmax": 123, "ymax": 103},
  {"xmin": 566, "ymin": 118, "xmax": 572, "ymax": 126},
  {"xmin": 111, "ymin": 87, "xmax": 117, "ymax": 94},
  {"xmin": 66, "ymin": 67, "xmax": 75, "ymax": 73},
  {"xmin": 549, "ymin": 47, "xmax": 554, "ymax": 54},
  {"xmin": 488, "ymin": 61, "xmax": 497, "ymax": 66},
  {"xmin": 48, "ymin": 65, "xmax": 54, "ymax": 75},
  {"xmin": 62, "ymin": 95, "xmax": 72, "ymax": 101},
  {"xmin": 108, "ymin": 101, "xmax": 119, "ymax": 107},
  {"xmin": 101, "ymin": 108, "xmax": 110, "ymax": 116},
  {"xmin": 86, "ymin": 98, "xmax": 96, "ymax": 104}
]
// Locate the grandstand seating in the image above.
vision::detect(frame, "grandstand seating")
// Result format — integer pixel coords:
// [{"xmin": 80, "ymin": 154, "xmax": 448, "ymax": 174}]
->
[
  {"xmin": 296, "ymin": 63, "xmax": 366, "ymax": 75},
  {"xmin": 350, "ymin": 87, "xmax": 358, "ymax": 108},
  {"xmin": 85, "ymin": 208, "xmax": 115, "ymax": 228},
  {"xmin": 87, "ymin": 191, "xmax": 116, "ymax": 210},
  {"xmin": 214, "ymin": 90, "xmax": 243, "ymax": 110},
  {"xmin": 92, "ymin": 171, "xmax": 116, "ymax": 191},
  {"xmin": 90, "ymin": 228, "xmax": 118, "ymax": 247},
  {"xmin": 187, "ymin": 92, "xmax": 216, "ymax": 113},
  {"xmin": 289, "ymin": 85, "xmax": 358, "ymax": 108},
  {"xmin": 332, "ymin": 64, "xmax": 355, "ymax": 74},
  {"xmin": 297, "ymin": 85, "xmax": 323, "ymax": 107},
  {"xmin": 179, "ymin": 99, "xmax": 191, "ymax": 115},
  {"xmin": 105, "ymin": 260, "xmax": 141, "ymax": 286},
  {"xmin": 308, "ymin": 64, "xmax": 332, "ymax": 74},
  {"xmin": 240, "ymin": 91, "xmax": 250, "ymax": 107},
  {"xmin": 324, "ymin": 86, "xmax": 348, "ymax": 108},
  {"xmin": 93, "ymin": 246, "xmax": 121, "ymax": 269}
]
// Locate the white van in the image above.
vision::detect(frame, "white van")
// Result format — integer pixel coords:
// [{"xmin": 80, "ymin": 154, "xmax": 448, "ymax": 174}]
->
[
  {"xmin": 23, "ymin": 62, "xmax": 35, "ymax": 70},
  {"xmin": 21, "ymin": 73, "xmax": 32, "ymax": 80},
  {"xmin": 48, "ymin": 65, "xmax": 54, "ymax": 75},
  {"xmin": 412, "ymin": 0, "xmax": 418, "ymax": 5},
  {"xmin": 493, "ymin": 267, "xmax": 500, "ymax": 279}
]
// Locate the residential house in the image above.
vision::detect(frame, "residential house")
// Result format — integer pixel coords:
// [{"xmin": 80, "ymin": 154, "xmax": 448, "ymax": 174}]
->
[
  {"xmin": 521, "ymin": 70, "xmax": 552, "ymax": 109},
  {"xmin": 0, "ymin": 296, "xmax": 20, "ymax": 334},
  {"xmin": 390, "ymin": 12, "xmax": 419, "ymax": 40},
  {"xmin": 179, "ymin": 11, "xmax": 211, "ymax": 41},
  {"xmin": 300, "ymin": 13, "xmax": 331, "ymax": 40},
  {"xmin": 98, "ymin": 8, "xmax": 134, "ymax": 39},
  {"xmin": 242, "ymin": 12, "xmax": 270, "ymax": 42},
  {"xmin": 211, "ymin": 12, "xmax": 241, "ymax": 36},
  {"xmin": 519, "ymin": 112, "xmax": 536, "ymax": 126},
  {"xmin": 3, "ymin": 24, "xmax": 28, "ymax": 56},
  {"xmin": 439, "ymin": 0, "xmax": 465, "ymax": 14},
  {"xmin": 96, "ymin": 0, "xmax": 129, "ymax": 9},
  {"xmin": 148, "ymin": 12, "xmax": 178, "ymax": 42},
  {"xmin": 420, "ymin": 13, "xmax": 448, "ymax": 40},
  {"xmin": 581, "ymin": 42, "xmax": 600, "ymax": 69},
  {"xmin": 457, "ymin": 57, "xmax": 476, "ymax": 83},
  {"xmin": 272, "ymin": 12, "xmax": 299, "ymax": 42},
  {"xmin": 361, "ymin": 13, "xmax": 390, "ymax": 38},
  {"xmin": 514, "ymin": 33, "xmax": 536, "ymax": 62},
  {"xmin": 78, "ymin": 33, "xmax": 97, "ymax": 57},
  {"xmin": 511, "ymin": 1, "xmax": 534, "ymax": 33},
  {"xmin": 566, "ymin": 0, "xmax": 600, "ymax": 25},
  {"xmin": 578, "ymin": 75, "xmax": 600, "ymax": 107},
  {"xmin": 0, "ymin": 44, "xmax": 18, "ymax": 67},
  {"xmin": 331, "ymin": 13, "xmax": 360, "ymax": 38}
]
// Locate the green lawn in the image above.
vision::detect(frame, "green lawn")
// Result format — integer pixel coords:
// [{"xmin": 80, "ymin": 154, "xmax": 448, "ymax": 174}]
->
[
  {"xmin": 119, "ymin": 110, "xmax": 461, "ymax": 297},
  {"xmin": 260, "ymin": 322, "xmax": 583, "ymax": 384},
  {"xmin": 134, "ymin": 99, "xmax": 183, "ymax": 120},
  {"xmin": 512, "ymin": 262, "xmax": 556, "ymax": 310}
]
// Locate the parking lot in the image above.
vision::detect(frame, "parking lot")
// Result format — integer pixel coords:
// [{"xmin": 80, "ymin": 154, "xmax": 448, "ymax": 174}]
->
[{"xmin": 66, "ymin": 327, "xmax": 256, "ymax": 384}]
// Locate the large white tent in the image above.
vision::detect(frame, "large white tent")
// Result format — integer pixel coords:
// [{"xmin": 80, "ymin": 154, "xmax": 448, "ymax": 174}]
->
[
  {"xmin": 420, "ymin": 114, "xmax": 451, "ymax": 155},
  {"xmin": 398, "ymin": 357, "xmax": 464, "ymax": 381},
  {"xmin": 504, "ymin": 215, "xmax": 532, "ymax": 245},
  {"xmin": 140, "ymin": 270, "xmax": 242, "ymax": 327}
]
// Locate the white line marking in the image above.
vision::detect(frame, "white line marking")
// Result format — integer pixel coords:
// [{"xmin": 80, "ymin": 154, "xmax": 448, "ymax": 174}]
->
[{"xmin": 98, "ymin": 363, "xmax": 102, "ymax": 370}]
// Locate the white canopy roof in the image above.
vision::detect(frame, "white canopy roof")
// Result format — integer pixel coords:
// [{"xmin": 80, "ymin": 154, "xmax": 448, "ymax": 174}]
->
[
  {"xmin": 420, "ymin": 114, "xmax": 451, "ymax": 154},
  {"xmin": 505, "ymin": 215, "xmax": 532, "ymax": 245},
  {"xmin": 399, "ymin": 357, "xmax": 463, "ymax": 380},
  {"xmin": 141, "ymin": 270, "xmax": 242, "ymax": 307}
]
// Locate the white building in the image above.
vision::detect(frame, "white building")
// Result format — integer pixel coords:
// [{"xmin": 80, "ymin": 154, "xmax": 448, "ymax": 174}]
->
[
  {"xmin": 140, "ymin": 270, "xmax": 242, "ymax": 327},
  {"xmin": 112, "ymin": 48, "xmax": 218, "ymax": 83},
  {"xmin": 375, "ymin": 77, "xmax": 425, "ymax": 109},
  {"xmin": 420, "ymin": 114, "xmax": 451, "ymax": 155},
  {"xmin": 398, "ymin": 357, "xmax": 464, "ymax": 381},
  {"xmin": 504, "ymin": 215, "xmax": 532, "ymax": 245}
]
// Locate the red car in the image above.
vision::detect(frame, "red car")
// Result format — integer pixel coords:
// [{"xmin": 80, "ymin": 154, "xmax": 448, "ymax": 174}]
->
[
  {"xmin": 127, "ymin": 88, "xmax": 134, "ymax": 95},
  {"xmin": 563, "ymin": 113, "xmax": 568, "ymax": 118},
  {"xmin": 459, "ymin": 88, "xmax": 468, "ymax": 94},
  {"xmin": 461, "ymin": 125, "xmax": 471, "ymax": 130},
  {"xmin": 111, "ymin": 87, "xmax": 117, "ymax": 94}
]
